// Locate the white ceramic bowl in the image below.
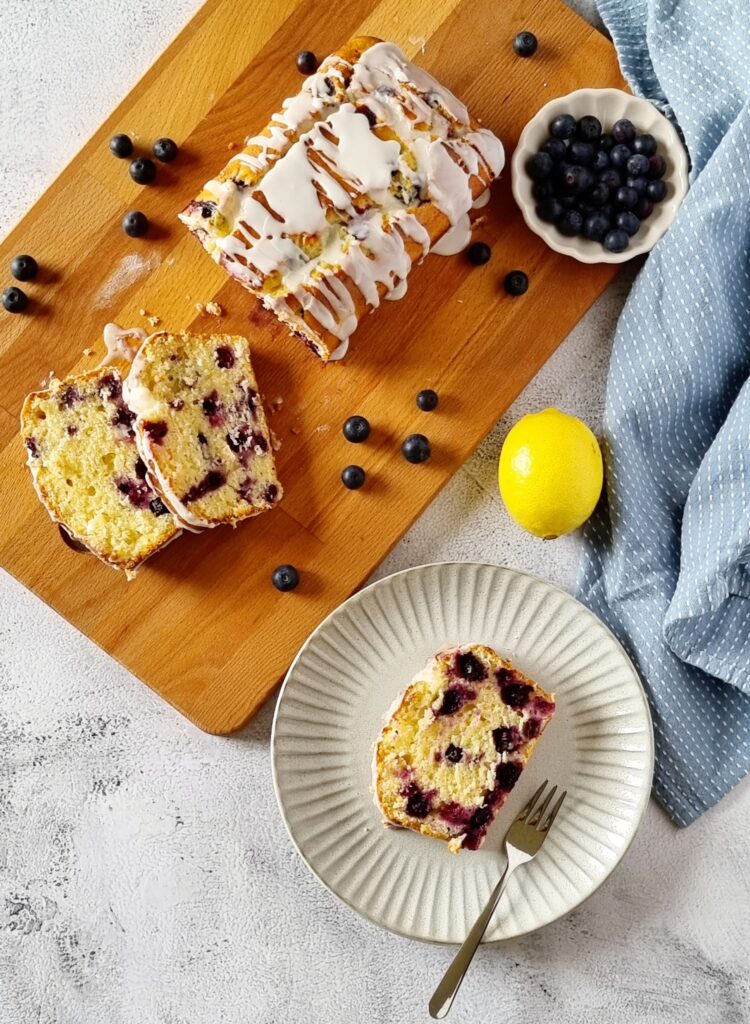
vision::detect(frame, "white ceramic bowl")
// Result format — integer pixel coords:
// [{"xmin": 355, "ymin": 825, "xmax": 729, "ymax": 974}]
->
[{"xmin": 511, "ymin": 88, "xmax": 689, "ymax": 264}]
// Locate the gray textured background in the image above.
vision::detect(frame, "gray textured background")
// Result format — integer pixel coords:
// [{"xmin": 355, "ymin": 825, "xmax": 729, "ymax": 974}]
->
[{"xmin": 1, "ymin": 3, "xmax": 749, "ymax": 1022}]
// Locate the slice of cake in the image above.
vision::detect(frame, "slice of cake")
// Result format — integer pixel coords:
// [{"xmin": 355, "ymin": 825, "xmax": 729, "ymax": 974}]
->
[
  {"xmin": 124, "ymin": 332, "xmax": 282, "ymax": 529},
  {"xmin": 179, "ymin": 37, "xmax": 504, "ymax": 361},
  {"xmin": 21, "ymin": 368, "xmax": 181, "ymax": 576},
  {"xmin": 374, "ymin": 644, "xmax": 555, "ymax": 851}
]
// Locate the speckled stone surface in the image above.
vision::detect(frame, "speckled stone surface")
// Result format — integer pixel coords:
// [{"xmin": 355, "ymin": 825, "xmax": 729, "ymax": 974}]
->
[{"xmin": 1, "ymin": 4, "xmax": 749, "ymax": 1022}]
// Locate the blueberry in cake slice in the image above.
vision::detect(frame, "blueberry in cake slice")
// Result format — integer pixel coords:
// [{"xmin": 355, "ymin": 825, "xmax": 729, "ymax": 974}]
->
[
  {"xmin": 21, "ymin": 368, "xmax": 181, "ymax": 576},
  {"xmin": 374, "ymin": 644, "xmax": 555, "ymax": 851},
  {"xmin": 124, "ymin": 332, "xmax": 282, "ymax": 529}
]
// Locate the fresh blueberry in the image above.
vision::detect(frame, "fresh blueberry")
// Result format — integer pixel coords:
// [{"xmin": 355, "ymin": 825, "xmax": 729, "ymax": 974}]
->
[
  {"xmin": 626, "ymin": 175, "xmax": 648, "ymax": 196},
  {"xmin": 558, "ymin": 209, "xmax": 583, "ymax": 236},
  {"xmin": 536, "ymin": 196, "xmax": 564, "ymax": 223},
  {"xmin": 152, "ymin": 137, "xmax": 178, "ymax": 162},
  {"xmin": 616, "ymin": 211, "xmax": 641, "ymax": 236},
  {"xmin": 402, "ymin": 434, "xmax": 431, "ymax": 463},
  {"xmin": 2, "ymin": 286, "xmax": 27, "ymax": 313},
  {"xmin": 633, "ymin": 133, "xmax": 657, "ymax": 157},
  {"xmin": 542, "ymin": 137, "xmax": 568, "ymax": 162},
  {"xmin": 560, "ymin": 164, "xmax": 593, "ymax": 193},
  {"xmin": 296, "ymin": 50, "xmax": 319, "ymax": 75},
  {"xmin": 343, "ymin": 415, "xmax": 370, "ymax": 443},
  {"xmin": 599, "ymin": 132, "xmax": 615, "ymax": 152},
  {"xmin": 635, "ymin": 196, "xmax": 654, "ymax": 219},
  {"xmin": 646, "ymin": 179, "xmax": 668, "ymax": 201},
  {"xmin": 532, "ymin": 179, "xmax": 555, "ymax": 200},
  {"xmin": 122, "ymin": 210, "xmax": 149, "ymax": 237},
  {"xmin": 576, "ymin": 115, "xmax": 601, "ymax": 142},
  {"xmin": 504, "ymin": 270, "xmax": 529, "ymax": 295},
  {"xmin": 599, "ymin": 167, "xmax": 622, "ymax": 190},
  {"xmin": 592, "ymin": 149, "xmax": 610, "ymax": 172},
  {"xmin": 615, "ymin": 186, "xmax": 639, "ymax": 210},
  {"xmin": 513, "ymin": 31, "xmax": 538, "ymax": 57},
  {"xmin": 612, "ymin": 118, "xmax": 636, "ymax": 144},
  {"xmin": 569, "ymin": 141, "xmax": 594, "ymax": 166},
  {"xmin": 527, "ymin": 152, "xmax": 554, "ymax": 180},
  {"xmin": 609, "ymin": 143, "xmax": 632, "ymax": 169},
  {"xmin": 626, "ymin": 153, "xmax": 650, "ymax": 177},
  {"xmin": 588, "ymin": 181, "xmax": 610, "ymax": 207},
  {"xmin": 272, "ymin": 564, "xmax": 299, "ymax": 591},
  {"xmin": 582, "ymin": 210, "xmax": 611, "ymax": 241},
  {"xmin": 467, "ymin": 241, "xmax": 491, "ymax": 266},
  {"xmin": 647, "ymin": 154, "xmax": 667, "ymax": 179},
  {"xmin": 416, "ymin": 389, "xmax": 439, "ymax": 411},
  {"xmin": 10, "ymin": 254, "xmax": 38, "ymax": 281},
  {"xmin": 109, "ymin": 133, "xmax": 133, "ymax": 158},
  {"xmin": 558, "ymin": 195, "xmax": 577, "ymax": 210},
  {"xmin": 341, "ymin": 465, "xmax": 366, "ymax": 489},
  {"xmin": 445, "ymin": 743, "xmax": 464, "ymax": 763},
  {"xmin": 129, "ymin": 157, "xmax": 157, "ymax": 185},
  {"xmin": 603, "ymin": 228, "xmax": 630, "ymax": 253},
  {"xmin": 550, "ymin": 113, "xmax": 576, "ymax": 139}
]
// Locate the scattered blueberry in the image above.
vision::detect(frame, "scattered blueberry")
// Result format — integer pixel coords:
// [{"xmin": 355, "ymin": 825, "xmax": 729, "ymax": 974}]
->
[
  {"xmin": 504, "ymin": 270, "xmax": 529, "ymax": 296},
  {"xmin": 542, "ymin": 138, "xmax": 567, "ymax": 162},
  {"xmin": 2, "ymin": 286, "xmax": 27, "ymax": 313},
  {"xmin": 109, "ymin": 133, "xmax": 133, "ymax": 158},
  {"xmin": 10, "ymin": 254, "xmax": 38, "ymax": 281},
  {"xmin": 626, "ymin": 153, "xmax": 650, "ymax": 177},
  {"xmin": 445, "ymin": 743, "xmax": 464, "ymax": 763},
  {"xmin": 153, "ymin": 137, "xmax": 178, "ymax": 163},
  {"xmin": 612, "ymin": 118, "xmax": 636, "ymax": 144},
  {"xmin": 647, "ymin": 154, "xmax": 666, "ymax": 179},
  {"xmin": 341, "ymin": 465, "xmax": 366, "ymax": 489},
  {"xmin": 343, "ymin": 415, "xmax": 370, "ymax": 443},
  {"xmin": 603, "ymin": 228, "xmax": 630, "ymax": 253},
  {"xmin": 615, "ymin": 186, "xmax": 639, "ymax": 210},
  {"xmin": 646, "ymin": 179, "xmax": 668, "ymax": 201},
  {"xmin": 558, "ymin": 209, "xmax": 583, "ymax": 236},
  {"xmin": 527, "ymin": 152, "xmax": 554, "ymax": 180},
  {"xmin": 467, "ymin": 241, "xmax": 491, "ymax": 266},
  {"xmin": 513, "ymin": 31, "xmax": 538, "ymax": 57},
  {"xmin": 550, "ymin": 113, "xmax": 577, "ymax": 140},
  {"xmin": 609, "ymin": 143, "xmax": 632, "ymax": 169},
  {"xmin": 576, "ymin": 115, "xmax": 601, "ymax": 142},
  {"xmin": 122, "ymin": 210, "xmax": 149, "ymax": 237},
  {"xmin": 633, "ymin": 133, "xmax": 657, "ymax": 157},
  {"xmin": 129, "ymin": 157, "xmax": 157, "ymax": 185},
  {"xmin": 272, "ymin": 564, "xmax": 299, "ymax": 591},
  {"xmin": 416, "ymin": 389, "xmax": 439, "ymax": 411},
  {"xmin": 402, "ymin": 433, "xmax": 431, "ymax": 464},
  {"xmin": 296, "ymin": 50, "xmax": 318, "ymax": 75},
  {"xmin": 616, "ymin": 211, "xmax": 641, "ymax": 236}
]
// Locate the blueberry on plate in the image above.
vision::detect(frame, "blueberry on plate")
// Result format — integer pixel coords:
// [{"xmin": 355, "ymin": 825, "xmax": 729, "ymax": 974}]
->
[
  {"xmin": 2, "ymin": 286, "xmax": 28, "ymax": 313},
  {"xmin": 599, "ymin": 132, "xmax": 615, "ymax": 152},
  {"xmin": 582, "ymin": 210, "xmax": 611, "ymax": 241},
  {"xmin": 592, "ymin": 149, "xmax": 610, "ymax": 172},
  {"xmin": 296, "ymin": 50, "xmax": 319, "ymax": 74},
  {"xmin": 272, "ymin": 564, "xmax": 300, "ymax": 591},
  {"xmin": 558, "ymin": 209, "xmax": 583, "ymax": 236},
  {"xmin": 615, "ymin": 186, "xmax": 639, "ymax": 209},
  {"xmin": 647, "ymin": 154, "xmax": 667, "ymax": 180},
  {"xmin": 109, "ymin": 133, "xmax": 133, "ymax": 158},
  {"xmin": 615, "ymin": 211, "xmax": 641, "ymax": 236},
  {"xmin": 603, "ymin": 228, "xmax": 630, "ymax": 253},
  {"xmin": 402, "ymin": 434, "xmax": 431, "ymax": 464},
  {"xmin": 626, "ymin": 175, "xmax": 648, "ymax": 196},
  {"xmin": 636, "ymin": 196, "xmax": 654, "ymax": 219},
  {"xmin": 129, "ymin": 157, "xmax": 157, "ymax": 184},
  {"xmin": 609, "ymin": 144, "xmax": 632, "ymax": 169},
  {"xmin": 633, "ymin": 133, "xmax": 657, "ymax": 157},
  {"xmin": 569, "ymin": 141, "xmax": 594, "ymax": 166},
  {"xmin": 576, "ymin": 115, "xmax": 601, "ymax": 142},
  {"xmin": 153, "ymin": 137, "xmax": 178, "ymax": 163},
  {"xmin": 513, "ymin": 31, "xmax": 538, "ymax": 57},
  {"xmin": 527, "ymin": 151, "xmax": 554, "ymax": 180},
  {"xmin": 416, "ymin": 389, "xmax": 439, "ymax": 411},
  {"xmin": 542, "ymin": 137, "xmax": 568, "ymax": 162},
  {"xmin": 532, "ymin": 179, "xmax": 555, "ymax": 200},
  {"xmin": 536, "ymin": 196, "xmax": 564, "ymax": 223},
  {"xmin": 588, "ymin": 181, "xmax": 610, "ymax": 207},
  {"xmin": 626, "ymin": 153, "xmax": 650, "ymax": 177},
  {"xmin": 122, "ymin": 210, "xmax": 149, "ymax": 237},
  {"xmin": 646, "ymin": 179, "xmax": 668, "ymax": 201},
  {"xmin": 599, "ymin": 167, "xmax": 622, "ymax": 190},
  {"xmin": 467, "ymin": 242, "xmax": 491, "ymax": 266},
  {"xmin": 343, "ymin": 415, "xmax": 370, "ymax": 443},
  {"xmin": 550, "ymin": 113, "xmax": 577, "ymax": 139},
  {"xmin": 504, "ymin": 270, "xmax": 529, "ymax": 295},
  {"xmin": 612, "ymin": 118, "xmax": 636, "ymax": 144},
  {"xmin": 341, "ymin": 465, "xmax": 366, "ymax": 489},
  {"xmin": 10, "ymin": 254, "xmax": 38, "ymax": 281}
]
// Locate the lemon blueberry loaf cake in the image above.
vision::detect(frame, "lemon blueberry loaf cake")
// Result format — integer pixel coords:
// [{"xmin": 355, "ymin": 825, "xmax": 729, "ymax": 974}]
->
[
  {"xmin": 180, "ymin": 37, "xmax": 504, "ymax": 361},
  {"xmin": 374, "ymin": 643, "xmax": 555, "ymax": 851},
  {"xmin": 124, "ymin": 331, "xmax": 282, "ymax": 529},
  {"xmin": 21, "ymin": 368, "xmax": 181, "ymax": 575}
]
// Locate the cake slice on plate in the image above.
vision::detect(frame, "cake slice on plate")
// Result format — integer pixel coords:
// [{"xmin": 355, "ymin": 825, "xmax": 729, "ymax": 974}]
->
[
  {"xmin": 374, "ymin": 643, "xmax": 555, "ymax": 851},
  {"xmin": 21, "ymin": 368, "xmax": 181, "ymax": 576},
  {"xmin": 124, "ymin": 332, "xmax": 282, "ymax": 529}
]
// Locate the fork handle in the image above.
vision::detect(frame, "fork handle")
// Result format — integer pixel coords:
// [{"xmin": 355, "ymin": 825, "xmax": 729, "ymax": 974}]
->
[{"xmin": 428, "ymin": 859, "xmax": 517, "ymax": 1020}]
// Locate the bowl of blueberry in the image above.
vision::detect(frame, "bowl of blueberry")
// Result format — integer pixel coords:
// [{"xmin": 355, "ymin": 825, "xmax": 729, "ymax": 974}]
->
[{"xmin": 511, "ymin": 88, "xmax": 689, "ymax": 263}]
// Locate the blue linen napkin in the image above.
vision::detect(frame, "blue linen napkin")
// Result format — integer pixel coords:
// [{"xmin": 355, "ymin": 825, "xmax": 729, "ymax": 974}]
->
[{"xmin": 578, "ymin": 0, "xmax": 750, "ymax": 824}]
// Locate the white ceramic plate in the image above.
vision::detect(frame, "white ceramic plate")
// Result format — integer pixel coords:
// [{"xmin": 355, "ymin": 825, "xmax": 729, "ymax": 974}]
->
[
  {"xmin": 511, "ymin": 88, "xmax": 689, "ymax": 263},
  {"xmin": 272, "ymin": 563, "xmax": 654, "ymax": 944}
]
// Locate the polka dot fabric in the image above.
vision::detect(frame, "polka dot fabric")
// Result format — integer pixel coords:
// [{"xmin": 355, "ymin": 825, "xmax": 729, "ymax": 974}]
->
[{"xmin": 579, "ymin": 0, "xmax": 750, "ymax": 825}]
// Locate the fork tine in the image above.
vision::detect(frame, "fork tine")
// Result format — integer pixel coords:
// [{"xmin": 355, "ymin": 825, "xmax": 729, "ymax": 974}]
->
[
  {"xmin": 541, "ymin": 790, "xmax": 567, "ymax": 832},
  {"xmin": 528, "ymin": 785, "xmax": 557, "ymax": 829},
  {"xmin": 516, "ymin": 779, "xmax": 548, "ymax": 823}
]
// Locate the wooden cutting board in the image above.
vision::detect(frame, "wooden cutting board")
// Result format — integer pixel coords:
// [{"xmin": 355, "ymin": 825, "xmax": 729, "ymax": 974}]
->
[{"xmin": 0, "ymin": 0, "xmax": 625, "ymax": 733}]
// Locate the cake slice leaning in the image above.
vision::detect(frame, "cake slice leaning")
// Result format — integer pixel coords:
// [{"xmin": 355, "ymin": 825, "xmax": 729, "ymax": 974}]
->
[
  {"xmin": 374, "ymin": 644, "xmax": 555, "ymax": 851},
  {"xmin": 21, "ymin": 368, "xmax": 181, "ymax": 576},
  {"xmin": 124, "ymin": 332, "xmax": 282, "ymax": 529}
]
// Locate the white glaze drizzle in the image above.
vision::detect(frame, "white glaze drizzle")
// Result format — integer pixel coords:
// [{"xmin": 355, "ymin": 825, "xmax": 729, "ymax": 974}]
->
[
  {"xmin": 472, "ymin": 188, "xmax": 490, "ymax": 209},
  {"xmin": 430, "ymin": 212, "xmax": 472, "ymax": 256},
  {"xmin": 101, "ymin": 323, "xmax": 147, "ymax": 366}
]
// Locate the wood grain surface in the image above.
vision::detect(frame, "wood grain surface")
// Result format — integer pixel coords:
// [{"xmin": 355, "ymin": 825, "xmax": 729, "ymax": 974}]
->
[{"xmin": 0, "ymin": 0, "xmax": 626, "ymax": 732}]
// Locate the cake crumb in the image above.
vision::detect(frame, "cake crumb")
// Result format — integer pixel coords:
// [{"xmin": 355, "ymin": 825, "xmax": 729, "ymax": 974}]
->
[
  {"xmin": 227, "ymin": 141, "xmax": 238, "ymax": 151},
  {"xmin": 82, "ymin": 347, "xmax": 93, "ymax": 357},
  {"xmin": 194, "ymin": 302, "xmax": 205, "ymax": 314},
  {"xmin": 270, "ymin": 395, "xmax": 284, "ymax": 411},
  {"xmin": 314, "ymin": 423, "xmax": 331, "ymax": 434},
  {"xmin": 270, "ymin": 430, "xmax": 282, "ymax": 452},
  {"xmin": 138, "ymin": 307, "xmax": 147, "ymax": 317},
  {"xmin": 408, "ymin": 35, "xmax": 427, "ymax": 54},
  {"xmin": 290, "ymin": 424, "xmax": 302, "ymax": 436},
  {"xmin": 205, "ymin": 301, "xmax": 223, "ymax": 317}
]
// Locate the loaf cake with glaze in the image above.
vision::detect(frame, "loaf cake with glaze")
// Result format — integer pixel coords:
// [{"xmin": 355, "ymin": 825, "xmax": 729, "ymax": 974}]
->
[
  {"xmin": 20, "ymin": 368, "xmax": 181, "ymax": 576},
  {"xmin": 374, "ymin": 644, "xmax": 555, "ymax": 851},
  {"xmin": 124, "ymin": 331, "xmax": 282, "ymax": 529},
  {"xmin": 180, "ymin": 37, "xmax": 504, "ymax": 361}
]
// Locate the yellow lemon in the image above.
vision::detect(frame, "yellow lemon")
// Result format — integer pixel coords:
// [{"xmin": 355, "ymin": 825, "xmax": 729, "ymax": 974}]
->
[{"xmin": 498, "ymin": 408, "xmax": 603, "ymax": 539}]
